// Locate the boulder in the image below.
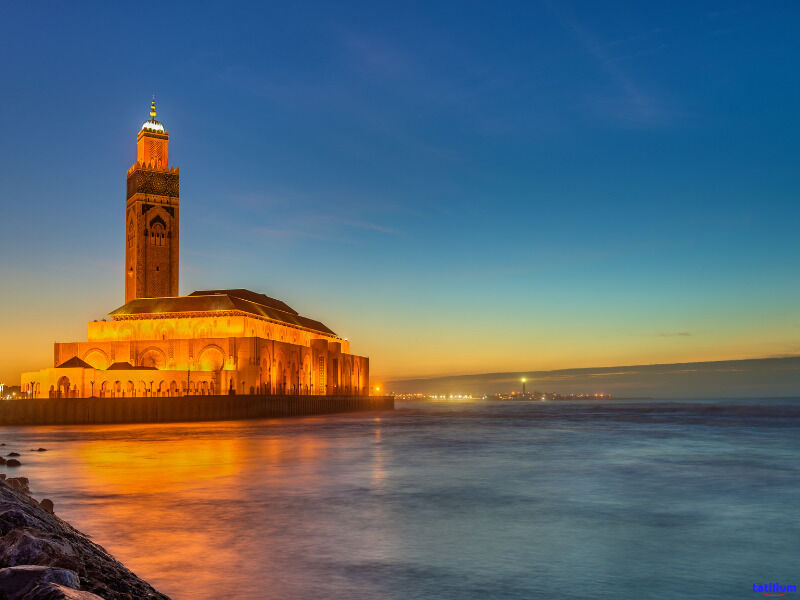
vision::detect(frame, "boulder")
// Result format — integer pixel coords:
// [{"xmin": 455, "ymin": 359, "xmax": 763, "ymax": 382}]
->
[
  {"xmin": 37, "ymin": 449, "xmax": 47, "ymax": 453},
  {"xmin": 6, "ymin": 478, "xmax": 30, "ymax": 494},
  {"xmin": 0, "ymin": 505, "xmax": 49, "ymax": 536},
  {"xmin": 0, "ymin": 457, "xmax": 7, "ymax": 465},
  {"xmin": 22, "ymin": 583, "xmax": 103, "ymax": 600},
  {"xmin": 0, "ymin": 566, "xmax": 79, "ymax": 600},
  {"xmin": 6, "ymin": 460, "xmax": 22, "ymax": 468},
  {"xmin": 39, "ymin": 500, "xmax": 54, "ymax": 515},
  {"xmin": 7, "ymin": 453, "xmax": 20, "ymax": 458},
  {"xmin": 0, "ymin": 528, "xmax": 80, "ymax": 571}
]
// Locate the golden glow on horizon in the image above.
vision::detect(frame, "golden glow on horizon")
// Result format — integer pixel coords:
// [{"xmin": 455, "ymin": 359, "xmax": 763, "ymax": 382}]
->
[
  {"xmin": 361, "ymin": 313, "xmax": 800, "ymax": 380},
  {"xmin": 6, "ymin": 331, "xmax": 800, "ymax": 386},
  {"xmin": 5, "ymin": 291, "xmax": 800, "ymax": 385}
]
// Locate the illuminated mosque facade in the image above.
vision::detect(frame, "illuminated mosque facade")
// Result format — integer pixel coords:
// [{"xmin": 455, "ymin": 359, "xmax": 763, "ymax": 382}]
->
[{"xmin": 22, "ymin": 99, "xmax": 369, "ymax": 399}]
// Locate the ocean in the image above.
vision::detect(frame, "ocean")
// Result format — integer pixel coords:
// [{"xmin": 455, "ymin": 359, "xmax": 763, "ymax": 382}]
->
[{"xmin": 2, "ymin": 398, "xmax": 798, "ymax": 599}]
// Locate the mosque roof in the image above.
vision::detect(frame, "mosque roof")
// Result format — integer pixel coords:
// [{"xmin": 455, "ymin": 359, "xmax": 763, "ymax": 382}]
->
[
  {"xmin": 108, "ymin": 289, "xmax": 337, "ymax": 336},
  {"xmin": 141, "ymin": 119, "xmax": 164, "ymax": 133},
  {"xmin": 189, "ymin": 289, "xmax": 298, "ymax": 315},
  {"xmin": 107, "ymin": 362, "xmax": 157, "ymax": 371},
  {"xmin": 57, "ymin": 356, "xmax": 93, "ymax": 369}
]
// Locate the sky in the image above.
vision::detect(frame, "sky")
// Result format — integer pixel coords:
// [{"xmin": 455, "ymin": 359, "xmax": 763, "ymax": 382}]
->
[{"xmin": 1, "ymin": 1, "xmax": 799, "ymax": 386}]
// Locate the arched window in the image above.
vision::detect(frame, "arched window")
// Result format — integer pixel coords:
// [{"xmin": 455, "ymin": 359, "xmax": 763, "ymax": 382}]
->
[{"xmin": 150, "ymin": 222, "xmax": 166, "ymax": 246}]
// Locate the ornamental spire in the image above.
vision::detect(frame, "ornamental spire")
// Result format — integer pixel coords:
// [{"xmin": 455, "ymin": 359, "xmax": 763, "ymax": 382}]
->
[{"xmin": 140, "ymin": 96, "xmax": 165, "ymax": 133}]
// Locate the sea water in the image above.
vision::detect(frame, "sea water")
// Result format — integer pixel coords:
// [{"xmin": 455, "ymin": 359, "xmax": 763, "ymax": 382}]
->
[{"xmin": 1, "ymin": 398, "xmax": 798, "ymax": 599}]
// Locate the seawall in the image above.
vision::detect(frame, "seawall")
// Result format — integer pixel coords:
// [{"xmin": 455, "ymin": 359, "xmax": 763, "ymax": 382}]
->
[{"xmin": 0, "ymin": 394, "xmax": 394, "ymax": 426}]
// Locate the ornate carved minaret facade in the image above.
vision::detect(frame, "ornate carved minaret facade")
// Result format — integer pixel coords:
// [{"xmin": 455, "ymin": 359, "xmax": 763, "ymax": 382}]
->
[{"xmin": 125, "ymin": 96, "xmax": 180, "ymax": 302}]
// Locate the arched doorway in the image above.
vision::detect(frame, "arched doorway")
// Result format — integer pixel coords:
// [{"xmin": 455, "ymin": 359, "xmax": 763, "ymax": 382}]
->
[
  {"xmin": 57, "ymin": 376, "xmax": 70, "ymax": 398},
  {"xmin": 139, "ymin": 348, "xmax": 166, "ymax": 369},
  {"xmin": 197, "ymin": 345, "xmax": 224, "ymax": 371},
  {"xmin": 83, "ymin": 349, "xmax": 109, "ymax": 370}
]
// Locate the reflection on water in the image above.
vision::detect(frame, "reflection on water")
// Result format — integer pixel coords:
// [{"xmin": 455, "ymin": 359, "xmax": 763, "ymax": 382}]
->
[{"xmin": 2, "ymin": 400, "xmax": 800, "ymax": 599}]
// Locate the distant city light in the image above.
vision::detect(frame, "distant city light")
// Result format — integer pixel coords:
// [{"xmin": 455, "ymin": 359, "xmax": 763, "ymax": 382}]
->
[{"xmin": 393, "ymin": 394, "xmax": 476, "ymax": 400}]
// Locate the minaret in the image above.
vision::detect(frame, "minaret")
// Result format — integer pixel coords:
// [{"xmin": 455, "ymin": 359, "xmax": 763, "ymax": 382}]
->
[{"xmin": 124, "ymin": 96, "xmax": 180, "ymax": 302}]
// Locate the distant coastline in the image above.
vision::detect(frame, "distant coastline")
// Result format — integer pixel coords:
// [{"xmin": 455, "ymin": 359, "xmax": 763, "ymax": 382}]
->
[{"xmin": 384, "ymin": 356, "xmax": 800, "ymax": 398}]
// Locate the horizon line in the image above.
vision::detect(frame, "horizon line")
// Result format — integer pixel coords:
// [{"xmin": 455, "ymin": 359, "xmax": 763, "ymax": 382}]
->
[{"xmin": 379, "ymin": 353, "xmax": 800, "ymax": 382}]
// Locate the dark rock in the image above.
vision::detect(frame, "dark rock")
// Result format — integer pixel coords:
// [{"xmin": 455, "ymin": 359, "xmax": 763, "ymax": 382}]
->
[
  {"xmin": 0, "ymin": 457, "xmax": 6, "ymax": 465},
  {"xmin": 6, "ymin": 459, "xmax": 22, "ymax": 468},
  {"xmin": 0, "ymin": 474, "xmax": 6, "ymax": 480},
  {"xmin": 0, "ymin": 565, "xmax": 79, "ymax": 600},
  {"xmin": 0, "ymin": 505, "xmax": 50, "ymax": 536},
  {"xmin": 37, "ymin": 449, "xmax": 47, "ymax": 453},
  {"xmin": 6, "ymin": 478, "xmax": 30, "ymax": 494},
  {"xmin": 39, "ymin": 500, "xmax": 54, "ymax": 515},
  {"xmin": 22, "ymin": 583, "xmax": 104, "ymax": 599},
  {"xmin": 0, "ymin": 528, "xmax": 81, "ymax": 571},
  {"xmin": 7, "ymin": 453, "xmax": 20, "ymax": 458}
]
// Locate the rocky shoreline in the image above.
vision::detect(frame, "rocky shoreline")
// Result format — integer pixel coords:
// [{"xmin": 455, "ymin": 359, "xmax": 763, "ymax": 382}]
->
[{"xmin": 0, "ymin": 447, "xmax": 171, "ymax": 600}]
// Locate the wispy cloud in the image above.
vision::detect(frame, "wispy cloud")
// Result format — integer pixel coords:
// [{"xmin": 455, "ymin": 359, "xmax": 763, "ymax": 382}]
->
[
  {"xmin": 334, "ymin": 217, "xmax": 400, "ymax": 234},
  {"xmin": 544, "ymin": 3, "xmax": 676, "ymax": 126},
  {"xmin": 588, "ymin": 371, "xmax": 638, "ymax": 377},
  {"xmin": 253, "ymin": 226, "xmax": 335, "ymax": 242},
  {"xmin": 225, "ymin": 187, "xmax": 402, "ymax": 243},
  {"xmin": 657, "ymin": 332, "xmax": 692, "ymax": 337},
  {"xmin": 336, "ymin": 29, "xmax": 416, "ymax": 78},
  {"xmin": 252, "ymin": 213, "xmax": 400, "ymax": 244}
]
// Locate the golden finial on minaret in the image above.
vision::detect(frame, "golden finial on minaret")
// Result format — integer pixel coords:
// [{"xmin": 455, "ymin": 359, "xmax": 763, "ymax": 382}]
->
[{"xmin": 150, "ymin": 95, "xmax": 157, "ymax": 120}]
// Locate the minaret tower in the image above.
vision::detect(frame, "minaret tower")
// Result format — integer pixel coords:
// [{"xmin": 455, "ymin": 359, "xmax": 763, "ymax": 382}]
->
[{"xmin": 124, "ymin": 96, "xmax": 180, "ymax": 302}]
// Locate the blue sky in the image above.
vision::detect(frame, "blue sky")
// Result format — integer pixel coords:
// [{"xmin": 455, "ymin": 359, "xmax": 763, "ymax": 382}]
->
[{"xmin": 1, "ymin": 1, "xmax": 799, "ymax": 383}]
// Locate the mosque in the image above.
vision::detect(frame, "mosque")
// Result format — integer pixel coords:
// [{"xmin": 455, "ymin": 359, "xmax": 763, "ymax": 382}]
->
[{"xmin": 21, "ymin": 99, "xmax": 369, "ymax": 399}]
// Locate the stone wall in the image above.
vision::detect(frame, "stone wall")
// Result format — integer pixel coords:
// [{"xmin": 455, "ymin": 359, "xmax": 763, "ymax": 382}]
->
[{"xmin": 0, "ymin": 395, "xmax": 393, "ymax": 426}]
